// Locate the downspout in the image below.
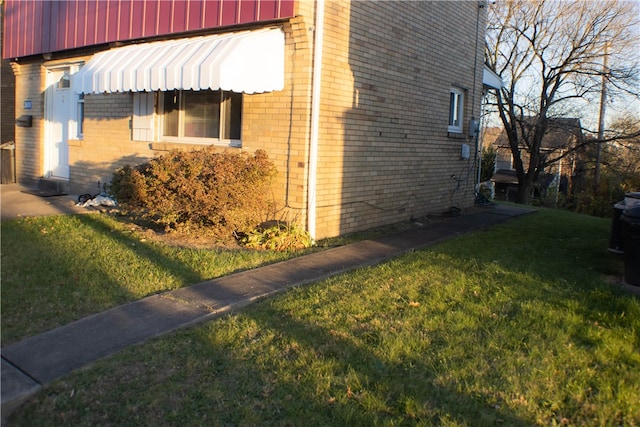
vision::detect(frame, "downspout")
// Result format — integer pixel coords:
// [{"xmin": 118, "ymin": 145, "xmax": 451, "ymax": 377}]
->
[
  {"xmin": 471, "ymin": 2, "xmax": 483, "ymax": 196},
  {"xmin": 307, "ymin": 0, "xmax": 325, "ymax": 240}
]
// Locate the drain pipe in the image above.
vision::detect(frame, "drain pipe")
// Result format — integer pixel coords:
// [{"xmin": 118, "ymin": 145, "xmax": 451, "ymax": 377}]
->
[{"xmin": 307, "ymin": 0, "xmax": 325, "ymax": 241}]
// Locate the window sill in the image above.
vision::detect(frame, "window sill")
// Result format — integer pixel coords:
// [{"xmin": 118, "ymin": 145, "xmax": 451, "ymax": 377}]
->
[
  {"xmin": 447, "ymin": 132, "xmax": 466, "ymax": 139},
  {"xmin": 150, "ymin": 141, "xmax": 242, "ymax": 151},
  {"xmin": 68, "ymin": 138, "xmax": 84, "ymax": 147}
]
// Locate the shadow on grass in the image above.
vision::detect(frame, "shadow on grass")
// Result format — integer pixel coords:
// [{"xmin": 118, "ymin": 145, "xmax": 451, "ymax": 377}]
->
[
  {"xmin": 1, "ymin": 213, "xmax": 206, "ymax": 345},
  {"xmin": 74, "ymin": 213, "xmax": 207, "ymax": 285},
  {"xmin": 1, "ymin": 217, "xmax": 134, "ymax": 345},
  {"xmin": 6, "ymin": 209, "xmax": 640, "ymax": 425}
]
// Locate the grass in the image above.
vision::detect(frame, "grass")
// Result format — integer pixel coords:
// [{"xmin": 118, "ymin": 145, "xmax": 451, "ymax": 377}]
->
[
  {"xmin": 0, "ymin": 214, "xmax": 297, "ymax": 346},
  {"xmin": 0, "ymin": 211, "xmax": 409, "ymax": 346},
  {"xmin": 4, "ymin": 208, "xmax": 640, "ymax": 426}
]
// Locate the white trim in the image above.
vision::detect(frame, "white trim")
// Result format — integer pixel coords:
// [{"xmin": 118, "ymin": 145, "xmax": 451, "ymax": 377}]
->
[
  {"xmin": 448, "ymin": 87, "xmax": 464, "ymax": 133},
  {"xmin": 308, "ymin": 0, "xmax": 325, "ymax": 241},
  {"xmin": 44, "ymin": 63, "xmax": 83, "ymax": 180},
  {"xmin": 75, "ymin": 93, "xmax": 85, "ymax": 139},
  {"xmin": 132, "ymin": 92, "xmax": 155, "ymax": 142},
  {"xmin": 483, "ymin": 65, "xmax": 502, "ymax": 90},
  {"xmin": 157, "ymin": 89, "xmax": 242, "ymax": 148}
]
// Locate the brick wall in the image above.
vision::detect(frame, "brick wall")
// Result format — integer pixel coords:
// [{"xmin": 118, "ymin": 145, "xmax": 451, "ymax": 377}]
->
[
  {"xmin": 69, "ymin": 91, "xmax": 156, "ymax": 194},
  {"xmin": 10, "ymin": 20, "xmax": 316, "ymax": 203},
  {"xmin": 8, "ymin": 0, "xmax": 486, "ymax": 240},
  {"xmin": 242, "ymin": 7, "xmax": 315, "ymax": 225},
  {"xmin": 312, "ymin": 0, "xmax": 486, "ymax": 237},
  {"xmin": 11, "ymin": 61, "xmax": 43, "ymax": 186}
]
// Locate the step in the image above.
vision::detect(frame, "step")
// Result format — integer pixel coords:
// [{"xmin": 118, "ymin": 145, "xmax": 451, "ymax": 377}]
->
[{"xmin": 37, "ymin": 179, "xmax": 70, "ymax": 195}]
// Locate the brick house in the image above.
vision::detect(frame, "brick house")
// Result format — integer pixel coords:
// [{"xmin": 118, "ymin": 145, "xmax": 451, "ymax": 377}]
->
[
  {"xmin": 3, "ymin": 0, "xmax": 488, "ymax": 239},
  {"xmin": 485, "ymin": 118, "xmax": 585, "ymax": 202}
]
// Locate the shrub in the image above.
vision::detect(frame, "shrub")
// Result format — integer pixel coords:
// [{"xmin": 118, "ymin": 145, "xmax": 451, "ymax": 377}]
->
[
  {"xmin": 480, "ymin": 146, "xmax": 496, "ymax": 182},
  {"xmin": 568, "ymin": 171, "xmax": 627, "ymax": 218},
  {"xmin": 478, "ymin": 181, "xmax": 495, "ymax": 200},
  {"xmin": 111, "ymin": 148, "xmax": 277, "ymax": 238},
  {"xmin": 239, "ymin": 221, "xmax": 313, "ymax": 251}
]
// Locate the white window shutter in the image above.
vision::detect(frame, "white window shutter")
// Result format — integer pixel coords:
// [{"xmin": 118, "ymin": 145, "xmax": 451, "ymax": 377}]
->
[{"xmin": 132, "ymin": 92, "xmax": 154, "ymax": 141}]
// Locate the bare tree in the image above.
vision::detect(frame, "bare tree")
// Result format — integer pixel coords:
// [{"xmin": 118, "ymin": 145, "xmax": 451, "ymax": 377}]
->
[
  {"xmin": 602, "ymin": 114, "xmax": 640, "ymax": 189},
  {"xmin": 485, "ymin": 0, "xmax": 640, "ymax": 204}
]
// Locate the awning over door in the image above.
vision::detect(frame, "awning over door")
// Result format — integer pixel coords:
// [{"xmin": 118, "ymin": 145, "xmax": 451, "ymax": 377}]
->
[
  {"xmin": 483, "ymin": 65, "xmax": 502, "ymax": 91},
  {"xmin": 73, "ymin": 28, "xmax": 284, "ymax": 95}
]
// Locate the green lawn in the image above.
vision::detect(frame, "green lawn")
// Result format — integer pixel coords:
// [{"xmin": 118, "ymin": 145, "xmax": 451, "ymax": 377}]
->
[
  {"xmin": 0, "ymin": 214, "xmax": 299, "ymax": 346},
  {"xmin": 3, "ymin": 208, "xmax": 640, "ymax": 426}
]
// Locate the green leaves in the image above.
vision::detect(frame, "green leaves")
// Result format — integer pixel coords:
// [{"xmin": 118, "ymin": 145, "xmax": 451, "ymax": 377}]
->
[{"xmin": 241, "ymin": 222, "xmax": 313, "ymax": 251}]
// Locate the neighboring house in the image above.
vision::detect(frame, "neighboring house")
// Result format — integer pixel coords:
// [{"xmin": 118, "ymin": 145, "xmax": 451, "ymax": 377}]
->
[
  {"xmin": 485, "ymin": 118, "xmax": 585, "ymax": 202},
  {"xmin": 3, "ymin": 0, "xmax": 488, "ymax": 239}
]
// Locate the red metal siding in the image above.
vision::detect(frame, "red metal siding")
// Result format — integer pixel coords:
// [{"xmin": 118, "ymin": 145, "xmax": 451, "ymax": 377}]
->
[
  {"xmin": 259, "ymin": 0, "xmax": 279, "ymax": 21},
  {"xmin": 187, "ymin": 1, "xmax": 204, "ymax": 31},
  {"xmin": 141, "ymin": 1, "xmax": 157, "ymax": 37},
  {"xmin": 130, "ymin": 1, "xmax": 142, "ymax": 38},
  {"xmin": 106, "ymin": 2, "xmax": 118, "ymax": 41},
  {"xmin": 2, "ymin": 0, "xmax": 295, "ymax": 59},
  {"xmin": 84, "ymin": 1, "xmax": 97, "ymax": 46},
  {"xmin": 240, "ymin": 0, "xmax": 258, "ymax": 23},
  {"xmin": 220, "ymin": 0, "xmax": 238, "ymax": 26},
  {"xmin": 23, "ymin": 1, "xmax": 36, "ymax": 55},
  {"xmin": 76, "ymin": 1, "xmax": 86, "ymax": 45},
  {"xmin": 157, "ymin": 1, "xmax": 173, "ymax": 34}
]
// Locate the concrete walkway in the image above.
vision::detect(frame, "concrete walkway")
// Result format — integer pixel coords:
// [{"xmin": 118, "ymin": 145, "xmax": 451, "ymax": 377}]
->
[
  {"xmin": 0, "ymin": 186, "xmax": 535, "ymax": 418},
  {"xmin": 0, "ymin": 183, "xmax": 87, "ymax": 220}
]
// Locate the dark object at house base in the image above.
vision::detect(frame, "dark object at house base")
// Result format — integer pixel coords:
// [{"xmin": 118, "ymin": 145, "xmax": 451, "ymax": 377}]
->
[
  {"xmin": 621, "ymin": 206, "xmax": 640, "ymax": 286},
  {"xmin": 608, "ymin": 201, "xmax": 626, "ymax": 254},
  {"xmin": 1, "ymin": 142, "xmax": 16, "ymax": 184}
]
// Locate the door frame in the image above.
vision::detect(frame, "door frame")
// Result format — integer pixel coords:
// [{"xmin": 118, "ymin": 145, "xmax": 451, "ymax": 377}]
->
[{"xmin": 44, "ymin": 63, "xmax": 83, "ymax": 180}]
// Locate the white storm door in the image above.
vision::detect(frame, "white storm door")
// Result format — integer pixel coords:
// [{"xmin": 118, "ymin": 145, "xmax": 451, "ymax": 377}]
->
[{"xmin": 45, "ymin": 67, "xmax": 73, "ymax": 179}]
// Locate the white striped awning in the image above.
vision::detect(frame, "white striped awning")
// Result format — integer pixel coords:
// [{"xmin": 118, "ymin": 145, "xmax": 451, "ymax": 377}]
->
[{"xmin": 72, "ymin": 28, "xmax": 284, "ymax": 95}]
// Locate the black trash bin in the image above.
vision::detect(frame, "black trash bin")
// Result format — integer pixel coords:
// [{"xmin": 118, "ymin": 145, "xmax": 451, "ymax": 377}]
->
[
  {"xmin": 608, "ymin": 201, "xmax": 626, "ymax": 253},
  {"xmin": 626, "ymin": 192, "xmax": 640, "ymax": 205},
  {"xmin": 621, "ymin": 206, "xmax": 640, "ymax": 286}
]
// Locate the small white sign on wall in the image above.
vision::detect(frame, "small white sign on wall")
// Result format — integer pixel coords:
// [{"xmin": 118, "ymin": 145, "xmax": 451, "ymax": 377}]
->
[{"xmin": 461, "ymin": 144, "xmax": 470, "ymax": 160}]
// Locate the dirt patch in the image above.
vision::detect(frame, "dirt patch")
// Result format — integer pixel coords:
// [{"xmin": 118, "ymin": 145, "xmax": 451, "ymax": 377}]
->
[
  {"xmin": 138, "ymin": 227, "xmax": 241, "ymax": 249},
  {"xmin": 110, "ymin": 204, "xmax": 493, "ymax": 250},
  {"xmin": 110, "ymin": 214, "xmax": 241, "ymax": 250}
]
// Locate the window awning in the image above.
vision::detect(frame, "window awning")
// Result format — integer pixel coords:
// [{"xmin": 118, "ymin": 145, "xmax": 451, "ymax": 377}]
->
[{"xmin": 72, "ymin": 28, "xmax": 284, "ymax": 95}]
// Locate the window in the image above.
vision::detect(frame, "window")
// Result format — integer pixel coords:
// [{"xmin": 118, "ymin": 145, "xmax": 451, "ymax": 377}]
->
[
  {"xmin": 495, "ymin": 149, "xmax": 512, "ymax": 170},
  {"xmin": 161, "ymin": 90, "xmax": 242, "ymax": 145},
  {"xmin": 496, "ymin": 148, "xmax": 520, "ymax": 171},
  {"xmin": 76, "ymin": 93, "xmax": 84, "ymax": 138},
  {"xmin": 57, "ymin": 72, "xmax": 71, "ymax": 89},
  {"xmin": 448, "ymin": 88, "xmax": 464, "ymax": 133}
]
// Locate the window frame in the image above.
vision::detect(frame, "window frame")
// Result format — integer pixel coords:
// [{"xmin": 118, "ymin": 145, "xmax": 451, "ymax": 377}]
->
[
  {"xmin": 76, "ymin": 93, "xmax": 85, "ymax": 139},
  {"xmin": 495, "ymin": 148, "xmax": 512, "ymax": 171},
  {"xmin": 448, "ymin": 87, "xmax": 465, "ymax": 134},
  {"xmin": 59, "ymin": 62, "xmax": 84, "ymax": 140},
  {"xmin": 159, "ymin": 89, "xmax": 242, "ymax": 147}
]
